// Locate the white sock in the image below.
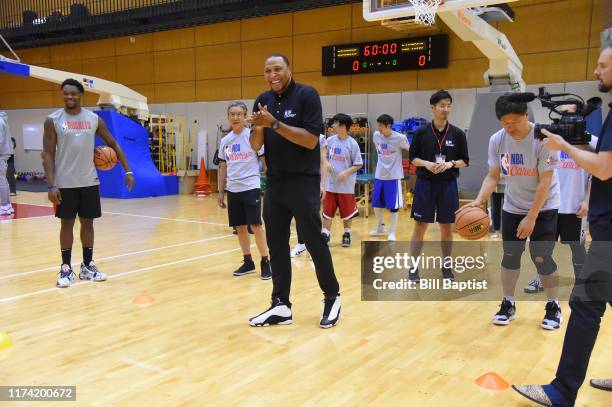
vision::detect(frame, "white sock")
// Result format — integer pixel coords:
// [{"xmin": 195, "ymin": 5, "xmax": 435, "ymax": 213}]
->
[
  {"xmin": 504, "ymin": 296, "xmax": 515, "ymax": 305},
  {"xmin": 322, "ymin": 228, "xmax": 330, "ymax": 236},
  {"xmin": 344, "ymin": 228, "xmax": 350, "ymax": 234},
  {"xmin": 389, "ymin": 212, "xmax": 399, "ymax": 234},
  {"xmin": 374, "ymin": 208, "xmax": 385, "ymax": 227},
  {"xmin": 548, "ymin": 298, "xmax": 559, "ymax": 305}
]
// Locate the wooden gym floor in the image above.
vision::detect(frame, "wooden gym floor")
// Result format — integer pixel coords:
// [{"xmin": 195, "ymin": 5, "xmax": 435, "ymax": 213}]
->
[{"xmin": 0, "ymin": 191, "xmax": 610, "ymax": 406}]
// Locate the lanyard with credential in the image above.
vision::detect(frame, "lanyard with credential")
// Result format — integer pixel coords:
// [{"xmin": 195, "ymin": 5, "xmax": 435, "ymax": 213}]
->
[{"xmin": 432, "ymin": 122, "xmax": 449, "ymax": 154}]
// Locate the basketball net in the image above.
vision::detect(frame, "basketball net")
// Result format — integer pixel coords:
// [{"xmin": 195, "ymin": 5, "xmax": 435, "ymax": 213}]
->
[{"xmin": 409, "ymin": 0, "xmax": 442, "ymax": 26}]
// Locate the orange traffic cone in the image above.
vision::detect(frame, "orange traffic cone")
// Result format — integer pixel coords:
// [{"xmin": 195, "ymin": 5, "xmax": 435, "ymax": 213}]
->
[
  {"xmin": 475, "ymin": 372, "xmax": 510, "ymax": 391},
  {"xmin": 193, "ymin": 157, "xmax": 212, "ymax": 196}
]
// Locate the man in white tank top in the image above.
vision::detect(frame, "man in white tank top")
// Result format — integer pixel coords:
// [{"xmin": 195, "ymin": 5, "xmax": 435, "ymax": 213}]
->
[{"xmin": 42, "ymin": 79, "xmax": 135, "ymax": 288}]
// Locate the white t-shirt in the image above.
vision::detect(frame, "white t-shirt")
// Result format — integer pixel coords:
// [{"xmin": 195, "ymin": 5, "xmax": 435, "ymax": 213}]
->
[
  {"xmin": 219, "ymin": 128, "xmax": 263, "ymax": 193},
  {"xmin": 557, "ymin": 136, "xmax": 597, "ymax": 214},
  {"xmin": 373, "ymin": 131, "xmax": 410, "ymax": 180},
  {"xmin": 326, "ymin": 135, "xmax": 363, "ymax": 194},
  {"xmin": 487, "ymin": 125, "xmax": 560, "ymax": 215}
]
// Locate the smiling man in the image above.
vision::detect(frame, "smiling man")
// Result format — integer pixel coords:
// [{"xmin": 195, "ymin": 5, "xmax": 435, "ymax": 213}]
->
[
  {"xmin": 247, "ymin": 54, "xmax": 340, "ymax": 329},
  {"xmin": 43, "ymin": 78, "xmax": 134, "ymax": 288}
]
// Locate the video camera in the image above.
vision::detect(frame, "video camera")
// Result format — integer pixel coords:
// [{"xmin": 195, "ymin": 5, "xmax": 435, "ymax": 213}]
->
[{"xmin": 507, "ymin": 87, "xmax": 601, "ymax": 145}]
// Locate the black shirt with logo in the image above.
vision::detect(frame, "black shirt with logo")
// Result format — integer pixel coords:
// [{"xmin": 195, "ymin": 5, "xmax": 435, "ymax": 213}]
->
[
  {"xmin": 253, "ymin": 81, "xmax": 322, "ymax": 182},
  {"xmin": 409, "ymin": 122, "xmax": 469, "ymax": 180}
]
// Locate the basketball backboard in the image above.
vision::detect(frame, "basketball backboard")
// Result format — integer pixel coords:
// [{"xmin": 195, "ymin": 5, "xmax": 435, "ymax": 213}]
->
[{"xmin": 363, "ymin": 0, "xmax": 518, "ymax": 21}]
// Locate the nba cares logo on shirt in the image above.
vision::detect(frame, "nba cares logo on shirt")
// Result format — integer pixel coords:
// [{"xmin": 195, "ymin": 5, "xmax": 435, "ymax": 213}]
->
[
  {"xmin": 500, "ymin": 153, "xmax": 537, "ymax": 176},
  {"xmin": 559, "ymin": 151, "xmax": 578, "ymax": 169},
  {"xmin": 284, "ymin": 110, "xmax": 296, "ymax": 118},
  {"xmin": 378, "ymin": 143, "xmax": 394, "ymax": 156},
  {"xmin": 330, "ymin": 147, "xmax": 347, "ymax": 163},
  {"xmin": 225, "ymin": 143, "xmax": 254, "ymax": 162}
]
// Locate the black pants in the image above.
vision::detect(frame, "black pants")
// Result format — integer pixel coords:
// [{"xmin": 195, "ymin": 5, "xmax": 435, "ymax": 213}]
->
[
  {"xmin": 491, "ymin": 192, "xmax": 503, "ymax": 231},
  {"xmin": 551, "ymin": 218, "xmax": 612, "ymax": 405},
  {"xmin": 263, "ymin": 175, "xmax": 339, "ymax": 304},
  {"xmin": 6, "ymin": 159, "xmax": 15, "ymax": 194}
]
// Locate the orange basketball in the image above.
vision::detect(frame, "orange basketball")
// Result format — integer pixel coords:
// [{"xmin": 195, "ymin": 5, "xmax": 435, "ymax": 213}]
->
[
  {"xmin": 455, "ymin": 206, "xmax": 490, "ymax": 240},
  {"xmin": 94, "ymin": 146, "xmax": 117, "ymax": 170}
]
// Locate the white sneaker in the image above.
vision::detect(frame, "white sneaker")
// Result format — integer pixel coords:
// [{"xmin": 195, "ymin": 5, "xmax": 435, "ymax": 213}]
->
[
  {"xmin": 541, "ymin": 301, "xmax": 563, "ymax": 330},
  {"xmin": 0, "ymin": 204, "xmax": 13, "ymax": 215},
  {"xmin": 369, "ymin": 224, "xmax": 386, "ymax": 236},
  {"xmin": 56, "ymin": 264, "xmax": 75, "ymax": 288},
  {"xmin": 290, "ymin": 243, "xmax": 307, "ymax": 258},
  {"xmin": 249, "ymin": 299, "xmax": 293, "ymax": 327},
  {"xmin": 524, "ymin": 275, "xmax": 544, "ymax": 294},
  {"xmin": 79, "ymin": 261, "xmax": 107, "ymax": 281},
  {"xmin": 388, "ymin": 232, "xmax": 396, "ymax": 241}
]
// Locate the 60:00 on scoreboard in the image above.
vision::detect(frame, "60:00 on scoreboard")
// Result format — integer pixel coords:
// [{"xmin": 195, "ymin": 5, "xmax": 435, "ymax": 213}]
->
[{"xmin": 322, "ymin": 35, "xmax": 448, "ymax": 76}]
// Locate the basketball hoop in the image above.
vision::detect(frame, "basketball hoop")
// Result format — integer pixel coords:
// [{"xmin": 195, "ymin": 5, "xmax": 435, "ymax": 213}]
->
[{"xmin": 410, "ymin": 0, "xmax": 443, "ymax": 26}]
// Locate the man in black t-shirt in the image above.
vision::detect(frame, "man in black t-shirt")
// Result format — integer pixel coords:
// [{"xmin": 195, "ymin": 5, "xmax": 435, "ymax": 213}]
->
[
  {"xmin": 408, "ymin": 90, "xmax": 469, "ymax": 282},
  {"xmin": 247, "ymin": 54, "xmax": 340, "ymax": 329}
]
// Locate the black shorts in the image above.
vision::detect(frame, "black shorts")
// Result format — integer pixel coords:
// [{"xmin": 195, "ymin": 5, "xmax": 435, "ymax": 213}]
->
[
  {"xmin": 55, "ymin": 185, "xmax": 102, "ymax": 219},
  {"xmin": 411, "ymin": 178, "xmax": 459, "ymax": 224},
  {"xmin": 501, "ymin": 209, "xmax": 558, "ymax": 274},
  {"xmin": 556, "ymin": 213, "xmax": 584, "ymax": 243},
  {"xmin": 227, "ymin": 188, "xmax": 262, "ymax": 227}
]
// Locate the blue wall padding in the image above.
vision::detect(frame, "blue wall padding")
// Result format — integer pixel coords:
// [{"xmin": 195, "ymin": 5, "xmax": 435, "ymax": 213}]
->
[{"xmin": 94, "ymin": 110, "xmax": 178, "ymax": 198}]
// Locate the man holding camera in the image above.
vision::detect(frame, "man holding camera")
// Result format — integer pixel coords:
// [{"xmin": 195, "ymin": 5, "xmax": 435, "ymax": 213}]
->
[{"xmin": 513, "ymin": 43, "xmax": 612, "ymax": 407}]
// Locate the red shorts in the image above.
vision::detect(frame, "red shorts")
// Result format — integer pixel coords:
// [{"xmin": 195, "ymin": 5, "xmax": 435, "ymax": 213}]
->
[{"xmin": 323, "ymin": 192, "xmax": 358, "ymax": 220}]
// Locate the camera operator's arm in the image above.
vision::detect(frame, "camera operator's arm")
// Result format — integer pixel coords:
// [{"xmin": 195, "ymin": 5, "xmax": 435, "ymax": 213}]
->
[
  {"xmin": 516, "ymin": 170, "xmax": 553, "ymax": 239},
  {"xmin": 541, "ymin": 129, "xmax": 612, "ymax": 180}
]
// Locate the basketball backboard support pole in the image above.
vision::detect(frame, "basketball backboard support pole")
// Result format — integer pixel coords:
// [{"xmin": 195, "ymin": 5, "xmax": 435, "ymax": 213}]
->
[
  {"xmin": 363, "ymin": 0, "xmax": 524, "ymax": 90},
  {"xmin": 0, "ymin": 35, "xmax": 149, "ymax": 120},
  {"xmin": 437, "ymin": 8, "xmax": 524, "ymax": 90}
]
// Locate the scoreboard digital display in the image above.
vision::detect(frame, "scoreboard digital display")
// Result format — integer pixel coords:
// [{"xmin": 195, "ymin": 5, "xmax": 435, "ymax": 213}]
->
[{"xmin": 322, "ymin": 35, "xmax": 448, "ymax": 76}]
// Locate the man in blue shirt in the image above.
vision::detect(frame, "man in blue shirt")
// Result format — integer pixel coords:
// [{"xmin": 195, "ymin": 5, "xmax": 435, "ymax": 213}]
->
[{"xmin": 513, "ymin": 43, "xmax": 612, "ymax": 406}]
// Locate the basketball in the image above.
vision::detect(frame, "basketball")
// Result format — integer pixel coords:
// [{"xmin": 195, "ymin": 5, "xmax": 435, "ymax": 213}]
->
[
  {"xmin": 94, "ymin": 146, "xmax": 117, "ymax": 170},
  {"xmin": 455, "ymin": 206, "xmax": 489, "ymax": 240}
]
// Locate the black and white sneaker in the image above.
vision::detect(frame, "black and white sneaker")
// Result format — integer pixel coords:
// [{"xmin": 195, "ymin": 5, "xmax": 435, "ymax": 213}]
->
[
  {"xmin": 260, "ymin": 259, "xmax": 272, "ymax": 280},
  {"xmin": 441, "ymin": 267, "xmax": 454, "ymax": 281},
  {"xmin": 56, "ymin": 264, "xmax": 75, "ymax": 288},
  {"xmin": 541, "ymin": 300, "xmax": 563, "ymax": 330},
  {"xmin": 524, "ymin": 276, "xmax": 544, "ymax": 293},
  {"xmin": 249, "ymin": 299, "xmax": 293, "ymax": 327},
  {"xmin": 492, "ymin": 299, "xmax": 516, "ymax": 325},
  {"xmin": 408, "ymin": 266, "xmax": 420, "ymax": 282},
  {"xmin": 342, "ymin": 232, "xmax": 351, "ymax": 247},
  {"xmin": 322, "ymin": 232, "xmax": 330, "ymax": 245},
  {"xmin": 233, "ymin": 259, "xmax": 255, "ymax": 276},
  {"xmin": 320, "ymin": 295, "xmax": 341, "ymax": 329}
]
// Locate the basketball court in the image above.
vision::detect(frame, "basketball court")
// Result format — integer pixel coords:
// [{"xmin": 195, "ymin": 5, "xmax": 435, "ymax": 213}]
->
[{"xmin": 0, "ymin": 0, "xmax": 610, "ymax": 405}]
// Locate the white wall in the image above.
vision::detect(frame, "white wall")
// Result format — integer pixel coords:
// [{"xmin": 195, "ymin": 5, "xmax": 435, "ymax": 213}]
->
[{"xmin": 4, "ymin": 80, "xmax": 610, "ymax": 173}]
